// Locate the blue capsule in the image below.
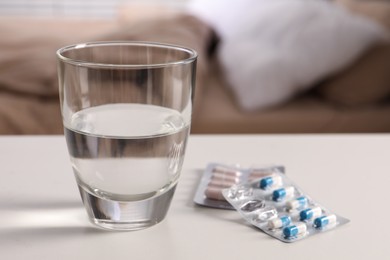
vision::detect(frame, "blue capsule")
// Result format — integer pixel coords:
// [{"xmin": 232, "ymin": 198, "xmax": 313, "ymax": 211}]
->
[
  {"xmin": 260, "ymin": 177, "xmax": 272, "ymax": 189},
  {"xmin": 272, "ymin": 186, "xmax": 294, "ymax": 201},
  {"xmin": 314, "ymin": 214, "xmax": 337, "ymax": 228},
  {"xmin": 268, "ymin": 215, "xmax": 292, "ymax": 229},
  {"xmin": 286, "ymin": 196, "xmax": 308, "ymax": 210},
  {"xmin": 299, "ymin": 207, "xmax": 322, "ymax": 221},
  {"xmin": 280, "ymin": 216, "xmax": 291, "ymax": 227},
  {"xmin": 259, "ymin": 175, "xmax": 282, "ymax": 189},
  {"xmin": 283, "ymin": 223, "xmax": 307, "ymax": 239}
]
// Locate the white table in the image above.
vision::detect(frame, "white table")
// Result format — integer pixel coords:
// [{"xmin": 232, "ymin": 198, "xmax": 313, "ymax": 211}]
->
[{"xmin": 1, "ymin": 135, "xmax": 389, "ymax": 259}]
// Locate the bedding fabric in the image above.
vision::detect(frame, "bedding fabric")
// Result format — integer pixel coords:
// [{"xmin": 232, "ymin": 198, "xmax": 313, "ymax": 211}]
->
[
  {"xmin": 0, "ymin": 15, "xmax": 214, "ymax": 134},
  {"xmin": 189, "ymin": 0, "xmax": 388, "ymax": 111}
]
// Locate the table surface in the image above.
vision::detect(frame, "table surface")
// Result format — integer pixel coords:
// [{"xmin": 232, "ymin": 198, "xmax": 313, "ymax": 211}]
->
[{"xmin": 1, "ymin": 134, "xmax": 389, "ymax": 259}]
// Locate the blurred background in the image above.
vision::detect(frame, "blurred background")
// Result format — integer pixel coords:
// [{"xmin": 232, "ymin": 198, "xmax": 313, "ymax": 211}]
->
[
  {"xmin": 0, "ymin": 0, "xmax": 187, "ymax": 17},
  {"xmin": 0, "ymin": 0, "xmax": 389, "ymax": 134}
]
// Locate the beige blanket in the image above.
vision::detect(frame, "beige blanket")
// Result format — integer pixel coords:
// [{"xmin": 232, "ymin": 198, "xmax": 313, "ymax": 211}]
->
[{"xmin": 0, "ymin": 15, "xmax": 214, "ymax": 134}]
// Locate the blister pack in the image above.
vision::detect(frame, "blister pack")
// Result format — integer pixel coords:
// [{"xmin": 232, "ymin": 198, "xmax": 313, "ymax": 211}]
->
[
  {"xmin": 193, "ymin": 163, "xmax": 284, "ymax": 209},
  {"xmin": 222, "ymin": 171, "xmax": 349, "ymax": 242}
]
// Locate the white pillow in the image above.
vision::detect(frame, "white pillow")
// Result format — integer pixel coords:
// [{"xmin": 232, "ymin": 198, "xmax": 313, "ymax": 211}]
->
[{"xmin": 188, "ymin": 0, "xmax": 388, "ymax": 111}]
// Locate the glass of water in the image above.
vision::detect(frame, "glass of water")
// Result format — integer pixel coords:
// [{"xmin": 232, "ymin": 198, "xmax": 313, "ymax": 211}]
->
[{"xmin": 57, "ymin": 42, "xmax": 197, "ymax": 230}]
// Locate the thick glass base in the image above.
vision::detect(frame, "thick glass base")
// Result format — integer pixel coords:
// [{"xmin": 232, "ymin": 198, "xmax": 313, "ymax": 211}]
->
[{"xmin": 78, "ymin": 184, "xmax": 177, "ymax": 231}]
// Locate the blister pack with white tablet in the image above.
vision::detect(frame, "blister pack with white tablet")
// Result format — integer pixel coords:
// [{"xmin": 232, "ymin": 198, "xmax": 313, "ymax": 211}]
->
[{"xmin": 222, "ymin": 171, "xmax": 349, "ymax": 242}]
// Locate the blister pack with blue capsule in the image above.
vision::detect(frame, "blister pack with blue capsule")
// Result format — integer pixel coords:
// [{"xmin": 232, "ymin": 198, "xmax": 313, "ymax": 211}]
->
[
  {"xmin": 193, "ymin": 163, "xmax": 285, "ymax": 209},
  {"xmin": 222, "ymin": 170, "xmax": 349, "ymax": 243}
]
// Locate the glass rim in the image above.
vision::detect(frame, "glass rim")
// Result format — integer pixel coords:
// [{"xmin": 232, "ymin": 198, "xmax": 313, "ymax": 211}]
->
[{"xmin": 56, "ymin": 41, "xmax": 198, "ymax": 69}]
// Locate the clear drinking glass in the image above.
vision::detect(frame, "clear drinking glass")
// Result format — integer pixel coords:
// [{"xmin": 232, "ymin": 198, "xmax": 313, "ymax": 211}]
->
[{"xmin": 57, "ymin": 42, "xmax": 197, "ymax": 230}]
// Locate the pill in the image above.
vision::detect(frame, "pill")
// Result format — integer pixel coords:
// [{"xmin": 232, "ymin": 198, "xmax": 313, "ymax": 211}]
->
[
  {"xmin": 248, "ymin": 169, "xmax": 274, "ymax": 179},
  {"xmin": 248, "ymin": 174, "xmax": 273, "ymax": 181},
  {"xmin": 299, "ymin": 206, "xmax": 322, "ymax": 221},
  {"xmin": 268, "ymin": 215, "xmax": 292, "ymax": 229},
  {"xmin": 205, "ymin": 186, "xmax": 225, "ymax": 201},
  {"xmin": 208, "ymin": 179, "xmax": 236, "ymax": 188},
  {"xmin": 212, "ymin": 166, "xmax": 242, "ymax": 176},
  {"xmin": 283, "ymin": 223, "xmax": 307, "ymax": 239},
  {"xmin": 210, "ymin": 173, "xmax": 240, "ymax": 183},
  {"xmin": 259, "ymin": 175, "xmax": 282, "ymax": 189},
  {"xmin": 286, "ymin": 196, "xmax": 308, "ymax": 210},
  {"xmin": 314, "ymin": 214, "xmax": 337, "ymax": 228},
  {"xmin": 272, "ymin": 186, "xmax": 294, "ymax": 201}
]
